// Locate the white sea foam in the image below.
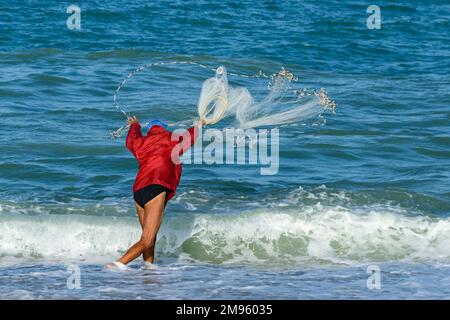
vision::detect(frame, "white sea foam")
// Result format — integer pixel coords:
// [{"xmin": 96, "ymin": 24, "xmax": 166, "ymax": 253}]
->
[{"xmin": 1, "ymin": 204, "xmax": 450, "ymax": 266}]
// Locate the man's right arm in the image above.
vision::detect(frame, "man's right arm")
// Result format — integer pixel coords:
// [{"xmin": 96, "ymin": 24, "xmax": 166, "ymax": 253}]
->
[{"xmin": 125, "ymin": 117, "xmax": 143, "ymax": 156}]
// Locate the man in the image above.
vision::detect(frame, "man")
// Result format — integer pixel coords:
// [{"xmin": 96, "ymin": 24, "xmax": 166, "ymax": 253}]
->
[{"xmin": 106, "ymin": 116, "xmax": 204, "ymax": 270}]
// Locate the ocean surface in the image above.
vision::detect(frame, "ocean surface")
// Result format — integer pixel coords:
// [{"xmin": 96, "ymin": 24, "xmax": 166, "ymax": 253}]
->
[{"xmin": 0, "ymin": 0, "xmax": 449, "ymax": 299}]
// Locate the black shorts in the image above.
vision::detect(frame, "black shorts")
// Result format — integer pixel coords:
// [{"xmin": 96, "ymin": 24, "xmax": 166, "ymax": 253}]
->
[{"xmin": 133, "ymin": 184, "xmax": 172, "ymax": 209}]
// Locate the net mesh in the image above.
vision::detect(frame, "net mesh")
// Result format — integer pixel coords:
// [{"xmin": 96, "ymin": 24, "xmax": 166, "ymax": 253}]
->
[{"xmin": 109, "ymin": 61, "xmax": 336, "ymax": 139}]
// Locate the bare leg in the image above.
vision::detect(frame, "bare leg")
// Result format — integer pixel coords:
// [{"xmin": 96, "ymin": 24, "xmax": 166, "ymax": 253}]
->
[
  {"xmin": 118, "ymin": 192, "xmax": 166, "ymax": 265},
  {"xmin": 135, "ymin": 203, "xmax": 155, "ymax": 262}
]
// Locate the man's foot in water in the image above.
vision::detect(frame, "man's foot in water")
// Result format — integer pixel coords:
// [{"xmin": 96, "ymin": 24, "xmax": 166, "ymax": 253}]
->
[{"xmin": 105, "ymin": 261, "xmax": 128, "ymax": 271}]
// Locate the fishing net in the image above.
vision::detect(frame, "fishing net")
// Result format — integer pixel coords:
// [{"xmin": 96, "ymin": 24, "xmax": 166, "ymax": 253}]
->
[
  {"xmin": 109, "ymin": 61, "xmax": 336, "ymax": 139},
  {"xmin": 197, "ymin": 66, "xmax": 229, "ymax": 125}
]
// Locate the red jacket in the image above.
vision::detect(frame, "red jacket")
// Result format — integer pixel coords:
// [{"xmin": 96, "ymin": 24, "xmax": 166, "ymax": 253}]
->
[{"xmin": 126, "ymin": 123, "xmax": 198, "ymax": 202}]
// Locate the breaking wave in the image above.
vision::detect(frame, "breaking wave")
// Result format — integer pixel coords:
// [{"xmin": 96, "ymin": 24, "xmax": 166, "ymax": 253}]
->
[{"xmin": 1, "ymin": 203, "xmax": 450, "ymax": 266}]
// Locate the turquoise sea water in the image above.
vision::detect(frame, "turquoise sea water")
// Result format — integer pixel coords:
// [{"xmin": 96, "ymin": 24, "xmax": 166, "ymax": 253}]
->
[{"xmin": 0, "ymin": 1, "xmax": 449, "ymax": 299}]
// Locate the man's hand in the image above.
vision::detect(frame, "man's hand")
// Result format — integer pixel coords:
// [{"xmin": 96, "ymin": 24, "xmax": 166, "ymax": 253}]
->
[
  {"xmin": 195, "ymin": 118, "xmax": 206, "ymax": 127},
  {"xmin": 127, "ymin": 116, "xmax": 139, "ymax": 126}
]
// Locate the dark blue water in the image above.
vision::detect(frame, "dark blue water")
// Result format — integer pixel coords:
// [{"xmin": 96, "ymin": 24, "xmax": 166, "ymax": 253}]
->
[{"xmin": 0, "ymin": 0, "xmax": 449, "ymax": 299}]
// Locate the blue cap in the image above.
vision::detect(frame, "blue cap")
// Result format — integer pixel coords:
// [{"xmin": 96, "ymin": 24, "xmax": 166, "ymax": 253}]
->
[{"xmin": 145, "ymin": 119, "xmax": 167, "ymax": 132}]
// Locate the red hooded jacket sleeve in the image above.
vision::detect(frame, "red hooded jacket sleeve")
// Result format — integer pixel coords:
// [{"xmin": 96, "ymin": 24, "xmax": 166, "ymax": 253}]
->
[
  {"xmin": 126, "ymin": 123, "xmax": 199, "ymax": 203},
  {"xmin": 125, "ymin": 122, "xmax": 144, "ymax": 158}
]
